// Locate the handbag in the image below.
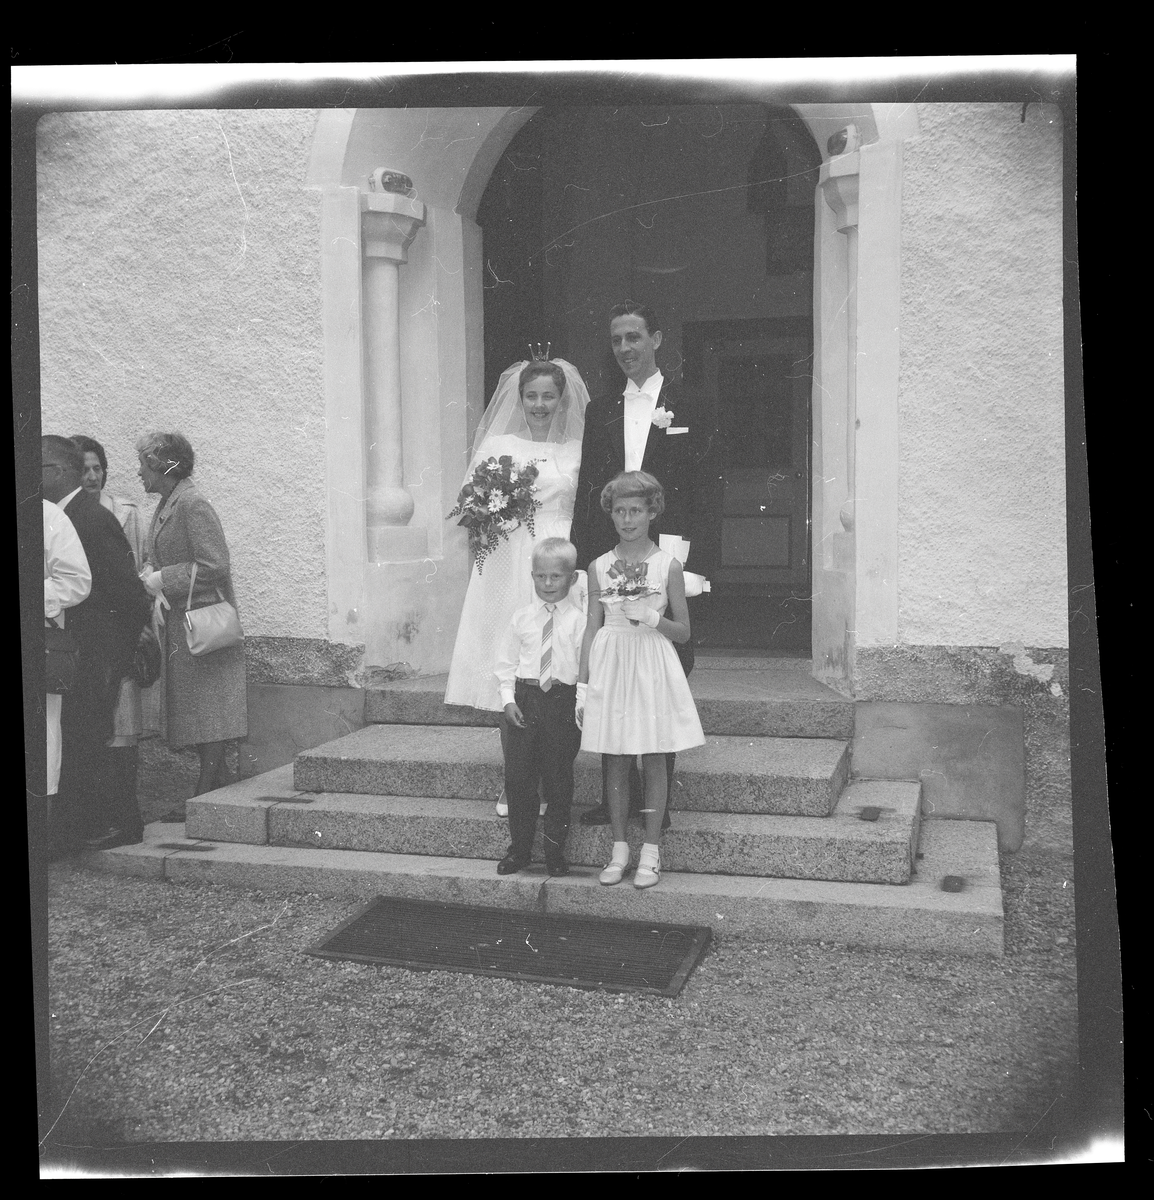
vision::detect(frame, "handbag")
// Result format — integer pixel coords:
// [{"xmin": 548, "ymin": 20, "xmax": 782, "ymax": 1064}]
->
[
  {"xmin": 132, "ymin": 623, "xmax": 163, "ymax": 687},
  {"xmin": 183, "ymin": 562, "xmax": 244, "ymax": 657},
  {"xmin": 46, "ymin": 617, "xmax": 80, "ymax": 694}
]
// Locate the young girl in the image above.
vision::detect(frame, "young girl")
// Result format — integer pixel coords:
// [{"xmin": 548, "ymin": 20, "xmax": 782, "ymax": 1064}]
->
[{"xmin": 576, "ymin": 471, "xmax": 705, "ymax": 889}]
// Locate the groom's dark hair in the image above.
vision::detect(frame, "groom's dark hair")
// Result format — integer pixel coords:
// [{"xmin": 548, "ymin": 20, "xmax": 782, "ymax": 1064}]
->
[{"xmin": 609, "ymin": 301, "xmax": 660, "ymax": 337}]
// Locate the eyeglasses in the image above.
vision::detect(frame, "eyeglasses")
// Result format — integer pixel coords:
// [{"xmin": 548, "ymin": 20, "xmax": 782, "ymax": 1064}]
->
[{"xmin": 41, "ymin": 462, "xmax": 62, "ymax": 472}]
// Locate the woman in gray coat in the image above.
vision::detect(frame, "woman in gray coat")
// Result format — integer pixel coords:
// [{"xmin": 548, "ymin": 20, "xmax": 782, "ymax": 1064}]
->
[{"xmin": 137, "ymin": 431, "xmax": 247, "ymax": 794}]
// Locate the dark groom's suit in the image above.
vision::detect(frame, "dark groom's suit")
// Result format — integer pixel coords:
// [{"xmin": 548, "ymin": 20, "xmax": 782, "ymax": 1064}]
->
[
  {"xmin": 571, "ymin": 382, "xmax": 717, "ymax": 566},
  {"xmin": 571, "ymin": 380, "xmax": 719, "ymax": 676}
]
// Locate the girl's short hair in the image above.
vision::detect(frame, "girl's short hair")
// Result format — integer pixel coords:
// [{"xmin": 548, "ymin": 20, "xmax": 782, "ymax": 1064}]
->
[
  {"xmin": 518, "ymin": 362, "xmax": 566, "ymax": 397},
  {"xmin": 71, "ymin": 434, "xmax": 108, "ymax": 486},
  {"xmin": 600, "ymin": 470, "xmax": 665, "ymax": 516},
  {"xmin": 134, "ymin": 431, "xmax": 195, "ymax": 480}
]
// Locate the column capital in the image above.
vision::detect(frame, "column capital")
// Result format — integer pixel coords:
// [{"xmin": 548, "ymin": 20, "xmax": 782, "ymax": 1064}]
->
[
  {"xmin": 819, "ymin": 151, "xmax": 860, "ymax": 233},
  {"xmin": 360, "ymin": 190, "xmax": 427, "ymax": 262}
]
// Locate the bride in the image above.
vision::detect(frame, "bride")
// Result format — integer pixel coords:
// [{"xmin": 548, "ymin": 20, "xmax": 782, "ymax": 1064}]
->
[{"xmin": 445, "ymin": 354, "xmax": 591, "ymax": 762}]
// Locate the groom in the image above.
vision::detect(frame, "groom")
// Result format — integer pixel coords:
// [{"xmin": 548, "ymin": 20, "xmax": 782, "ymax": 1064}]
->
[{"xmin": 570, "ymin": 301, "xmax": 717, "ymax": 827}]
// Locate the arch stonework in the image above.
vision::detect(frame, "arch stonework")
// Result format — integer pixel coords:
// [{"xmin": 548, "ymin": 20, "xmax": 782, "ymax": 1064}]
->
[{"xmin": 306, "ymin": 103, "xmax": 919, "ymax": 690}]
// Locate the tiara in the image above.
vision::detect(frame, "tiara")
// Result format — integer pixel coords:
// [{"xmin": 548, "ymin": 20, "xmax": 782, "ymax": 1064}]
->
[{"xmin": 528, "ymin": 342, "xmax": 552, "ymax": 362}]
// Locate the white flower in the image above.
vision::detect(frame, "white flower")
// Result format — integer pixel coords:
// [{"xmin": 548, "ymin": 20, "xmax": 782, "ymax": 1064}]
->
[
  {"xmin": 488, "ymin": 491, "xmax": 509, "ymax": 513},
  {"xmin": 651, "ymin": 407, "xmax": 674, "ymax": 429}
]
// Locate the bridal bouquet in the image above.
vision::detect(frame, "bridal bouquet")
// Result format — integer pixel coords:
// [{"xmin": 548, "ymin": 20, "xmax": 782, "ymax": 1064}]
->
[{"xmin": 449, "ymin": 455, "xmax": 540, "ymax": 573}]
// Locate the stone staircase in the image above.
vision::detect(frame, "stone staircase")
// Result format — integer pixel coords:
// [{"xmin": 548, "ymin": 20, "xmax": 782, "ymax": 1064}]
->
[{"xmin": 90, "ymin": 658, "xmax": 1004, "ymax": 955}]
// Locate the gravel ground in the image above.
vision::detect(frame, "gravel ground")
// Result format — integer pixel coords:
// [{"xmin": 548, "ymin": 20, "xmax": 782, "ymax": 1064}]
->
[{"xmin": 41, "ymin": 846, "xmax": 1080, "ymax": 1161}]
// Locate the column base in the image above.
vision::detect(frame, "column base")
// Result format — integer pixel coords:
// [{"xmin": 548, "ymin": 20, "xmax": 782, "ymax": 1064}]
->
[{"xmin": 368, "ymin": 524, "xmax": 429, "ymax": 564}]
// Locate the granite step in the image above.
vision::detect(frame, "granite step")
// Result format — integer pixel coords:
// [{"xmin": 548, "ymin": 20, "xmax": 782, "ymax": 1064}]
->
[
  {"xmin": 365, "ymin": 665, "xmax": 854, "ymax": 740},
  {"xmin": 84, "ymin": 816, "xmax": 1002, "ymax": 956},
  {"xmin": 187, "ymin": 774, "xmax": 920, "ymax": 885},
  {"xmin": 292, "ymin": 725, "xmax": 852, "ymax": 818}
]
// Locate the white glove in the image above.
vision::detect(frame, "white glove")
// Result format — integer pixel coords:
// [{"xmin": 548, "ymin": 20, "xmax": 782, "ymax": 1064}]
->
[
  {"xmin": 620, "ymin": 599, "xmax": 659, "ymax": 626},
  {"xmin": 141, "ymin": 569, "xmax": 165, "ymax": 597},
  {"xmin": 575, "ymin": 682, "xmax": 587, "ymax": 730}
]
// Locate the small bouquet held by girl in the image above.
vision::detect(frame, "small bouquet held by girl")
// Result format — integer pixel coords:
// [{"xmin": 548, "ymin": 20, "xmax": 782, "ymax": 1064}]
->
[{"xmin": 448, "ymin": 455, "xmax": 541, "ymax": 573}]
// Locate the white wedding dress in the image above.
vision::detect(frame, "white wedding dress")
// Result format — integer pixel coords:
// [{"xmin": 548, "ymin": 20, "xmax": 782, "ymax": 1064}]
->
[{"xmin": 444, "ymin": 434, "xmax": 586, "ymax": 711}]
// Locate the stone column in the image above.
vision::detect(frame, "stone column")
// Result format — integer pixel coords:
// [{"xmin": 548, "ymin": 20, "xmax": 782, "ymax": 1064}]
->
[
  {"xmin": 819, "ymin": 149, "xmax": 860, "ymax": 542},
  {"xmin": 360, "ymin": 185, "xmax": 427, "ymax": 562}
]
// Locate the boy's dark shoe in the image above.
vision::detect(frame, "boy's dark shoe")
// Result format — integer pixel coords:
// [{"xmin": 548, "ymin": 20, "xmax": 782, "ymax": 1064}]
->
[
  {"xmin": 546, "ymin": 859, "xmax": 570, "ymax": 877},
  {"xmin": 497, "ymin": 853, "xmax": 530, "ymax": 876}
]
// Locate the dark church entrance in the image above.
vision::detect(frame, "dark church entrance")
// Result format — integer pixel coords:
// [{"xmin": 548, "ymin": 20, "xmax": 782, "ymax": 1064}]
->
[{"xmin": 477, "ymin": 104, "xmax": 820, "ymax": 653}]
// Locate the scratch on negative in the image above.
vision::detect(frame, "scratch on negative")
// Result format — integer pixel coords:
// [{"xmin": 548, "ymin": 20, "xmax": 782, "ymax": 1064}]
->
[{"xmin": 214, "ymin": 116, "xmax": 249, "ymax": 273}]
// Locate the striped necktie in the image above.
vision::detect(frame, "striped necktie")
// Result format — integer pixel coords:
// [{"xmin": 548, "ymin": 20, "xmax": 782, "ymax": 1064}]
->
[{"xmin": 539, "ymin": 604, "xmax": 554, "ymax": 691}]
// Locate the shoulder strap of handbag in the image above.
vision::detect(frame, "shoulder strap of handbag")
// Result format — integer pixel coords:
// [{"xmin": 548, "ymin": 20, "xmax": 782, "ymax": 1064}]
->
[{"xmin": 186, "ymin": 562, "xmax": 226, "ymax": 610}]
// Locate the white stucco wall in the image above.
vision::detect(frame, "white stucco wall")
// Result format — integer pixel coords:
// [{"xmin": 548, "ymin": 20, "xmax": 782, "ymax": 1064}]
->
[
  {"xmin": 897, "ymin": 102, "xmax": 1066, "ymax": 647},
  {"xmin": 36, "ymin": 109, "xmax": 328, "ymax": 639}
]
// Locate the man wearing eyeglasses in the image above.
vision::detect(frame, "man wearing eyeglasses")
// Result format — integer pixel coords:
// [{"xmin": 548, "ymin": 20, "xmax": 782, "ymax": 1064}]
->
[{"xmin": 42, "ymin": 436, "xmax": 150, "ymax": 855}]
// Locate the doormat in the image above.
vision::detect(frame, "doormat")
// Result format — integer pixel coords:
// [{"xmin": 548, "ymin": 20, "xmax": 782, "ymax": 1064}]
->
[{"xmin": 305, "ymin": 896, "xmax": 711, "ymax": 997}]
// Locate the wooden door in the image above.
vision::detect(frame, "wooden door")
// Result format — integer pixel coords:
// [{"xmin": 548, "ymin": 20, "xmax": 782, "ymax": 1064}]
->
[{"xmin": 685, "ymin": 318, "xmax": 812, "ymax": 652}]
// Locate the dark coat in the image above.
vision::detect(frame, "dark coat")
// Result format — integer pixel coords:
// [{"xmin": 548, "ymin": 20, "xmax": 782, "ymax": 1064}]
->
[
  {"xmin": 570, "ymin": 381, "xmax": 721, "ymax": 573},
  {"xmin": 63, "ymin": 489, "xmax": 151, "ymax": 673},
  {"xmin": 56, "ymin": 489, "xmax": 152, "ymax": 841}
]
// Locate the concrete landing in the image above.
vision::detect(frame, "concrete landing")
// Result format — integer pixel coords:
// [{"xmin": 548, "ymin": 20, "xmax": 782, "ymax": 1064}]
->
[
  {"xmin": 365, "ymin": 666, "xmax": 854, "ymax": 740},
  {"xmin": 81, "ymin": 818, "xmax": 1002, "ymax": 956},
  {"xmin": 188, "ymin": 770, "xmax": 919, "ymax": 885},
  {"xmin": 292, "ymin": 725, "xmax": 851, "ymax": 817}
]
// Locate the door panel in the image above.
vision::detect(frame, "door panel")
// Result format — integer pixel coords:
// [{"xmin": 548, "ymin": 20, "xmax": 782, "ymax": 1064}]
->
[{"xmin": 685, "ymin": 318, "xmax": 813, "ymax": 651}]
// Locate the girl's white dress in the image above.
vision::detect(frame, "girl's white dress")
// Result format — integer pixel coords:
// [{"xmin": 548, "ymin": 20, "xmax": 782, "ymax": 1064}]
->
[
  {"xmin": 444, "ymin": 435, "xmax": 585, "ymax": 711},
  {"xmin": 581, "ymin": 547, "xmax": 705, "ymax": 755}
]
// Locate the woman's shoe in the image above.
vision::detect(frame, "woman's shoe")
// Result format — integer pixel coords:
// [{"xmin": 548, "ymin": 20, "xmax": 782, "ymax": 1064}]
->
[
  {"xmin": 634, "ymin": 846, "xmax": 661, "ymax": 889},
  {"xmin": 496, "ymin": 791, "xmax": 508, "ymax": 818},
  {"xmin": 599, "ymin": 841, "xmax": 631, "ymax": 886},
  {"xmin": 599, "ymin": 860, "xmax": 627, "ymax": 886}
]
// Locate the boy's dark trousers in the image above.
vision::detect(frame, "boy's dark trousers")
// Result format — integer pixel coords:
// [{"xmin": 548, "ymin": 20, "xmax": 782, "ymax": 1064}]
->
[{"xmin": 504, "ymin": 679, "xmax": 581, "ymax": 866}]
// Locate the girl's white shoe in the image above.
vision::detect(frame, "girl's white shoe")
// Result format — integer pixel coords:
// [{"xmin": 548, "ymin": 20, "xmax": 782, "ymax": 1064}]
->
[
  {"xmin": 634, "ymin": 845, "xmax": 661, "ymax": 889},
  {"xmin": 599, "ymin": 841, "xmax": 631, "ymax": 886},
  {"xmin": 496, "ymin": 791, "xmax": 508, "ymax": 818}
]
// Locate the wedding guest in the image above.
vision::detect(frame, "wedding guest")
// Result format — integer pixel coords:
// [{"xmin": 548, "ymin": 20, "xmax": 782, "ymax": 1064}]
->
[
  {"xmin": 43, "ymin": 498, "xmax": 90, "ymax": 818},
  {"xmin": 136, "ymin": 431, "xmax": 247, "ymax": 797},
  {"xmin": 577, "ymin": 472, "xmax": 705, "ymax": 889},
  {"xmin": 42, "ymin": 435, "xmax": 150, "ymax": 854},
  {"xmin": 72, "ymin": 434, "xmax": 155, "ymax": 847},
  {"xmin": 492, "ymin": 538, "xmax": 587, "ymax": 877}
]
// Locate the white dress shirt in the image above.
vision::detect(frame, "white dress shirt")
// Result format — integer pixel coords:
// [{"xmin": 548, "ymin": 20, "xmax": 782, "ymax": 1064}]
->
[
  {"xmin": 494, "ymin": 592, "xmax": 588, "ymax": 706},
  {"xmin": 623, "ymin": 370, "xmax": 664, "ymax": 473},
  {"xmin": 43, "ymin": 498, "xmax": 91, "ymax": 622},
  {"xmin": 44, "ymin": 498, "xmax": 91, "ymax": 797}
]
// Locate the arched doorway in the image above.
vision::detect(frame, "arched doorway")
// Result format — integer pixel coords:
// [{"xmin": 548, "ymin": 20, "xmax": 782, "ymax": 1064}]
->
[
  {"xmin": 476, "ymin": 104, "xmax": 821, "ymax": 653},
  {"xmin": 307, "ymin": 101, "xmax": 915, "ymax": 689}
]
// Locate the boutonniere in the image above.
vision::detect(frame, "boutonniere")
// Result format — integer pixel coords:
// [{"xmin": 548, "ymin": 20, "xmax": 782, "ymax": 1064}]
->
[{"xmin": 651, "ymin": 407, "xmax": 674, "ymax": 429}]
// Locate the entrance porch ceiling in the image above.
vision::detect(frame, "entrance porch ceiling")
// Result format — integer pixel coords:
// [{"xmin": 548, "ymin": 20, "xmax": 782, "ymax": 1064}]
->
[{"xmin": 336, "ymin": 108, "xmax": 535, "ymax": 212}]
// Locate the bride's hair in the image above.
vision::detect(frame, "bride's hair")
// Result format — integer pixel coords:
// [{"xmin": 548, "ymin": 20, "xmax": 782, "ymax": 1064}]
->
[
  {"xmin": 519, "ymin": 362, "xmax": 566, "ymax": 396},
  {"xmin": 466, "ymin": 358, "xmax": 591, "ymax": 466}
]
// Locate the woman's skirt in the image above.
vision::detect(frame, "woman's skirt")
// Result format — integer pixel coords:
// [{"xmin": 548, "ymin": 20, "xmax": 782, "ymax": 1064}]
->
[
  {"xmin": 162, "ymin": 605, "xmax": 248, "ymax": 749},
  {"xmin": 580, "ymin": 623, "xmax": 705, "ymax": 756}
]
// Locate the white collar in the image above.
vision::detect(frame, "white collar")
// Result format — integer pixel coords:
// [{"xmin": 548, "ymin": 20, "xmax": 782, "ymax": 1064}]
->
[
  {"xmin": 624, "ymin": 370, "xmax": 663, "ymax": 398},
  {"xmin": 59, "ymin": 486, "xmax": 83, "ymax": 509},
  {"xmin": 535, "ymin": 591, "xmax": 572, "ymax": 614}
]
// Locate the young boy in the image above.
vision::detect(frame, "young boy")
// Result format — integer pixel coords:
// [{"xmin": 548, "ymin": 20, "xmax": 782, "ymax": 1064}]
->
[{"xmin": 492, "ymin": 538, "xmax": 587, "ymax": 877}]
